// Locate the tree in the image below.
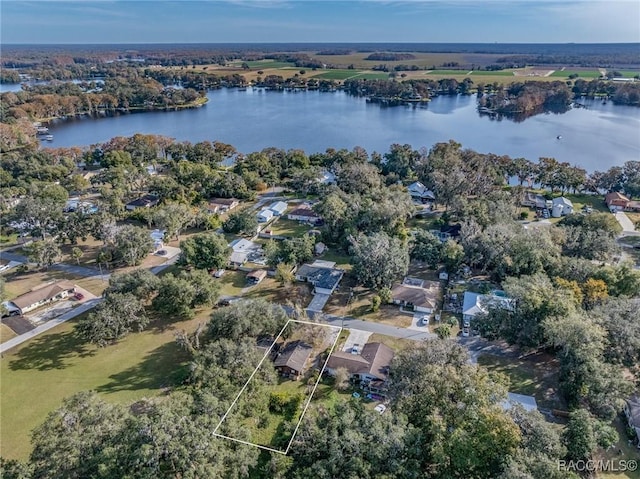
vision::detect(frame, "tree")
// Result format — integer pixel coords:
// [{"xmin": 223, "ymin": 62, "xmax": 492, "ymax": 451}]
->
[
  {"xmin": 388, "ymin": 339, "xmax": 521, "ymax": 478},
  {"xmin": 76, "ymin": 293, "xmax": 148, "ymax": 346},
  {"xmin": 410, "ymin": 230, "xmax": 442, "ymax": 268},
  {"xmin": 29, "ymin": 391, "xmax": 126, "ymax": 479},
  {"xmin": 151, "ymin": 203, "xmax": 194, "ymax": 240},
  {"xmin": 112, "ymin": 225, "xmax": 154, "ymax": 266},
  {"xmin": 440, "ymin": 238, "xmax": 464, "ymax": 273},
  {"xmin": 222, "ymin": 209, "xmax": 258, "ymax": 237},
  {"xmin": 332, "ymin": 366, "xmax": 351, "ymax": 391},
  {"xmin": 153, "ymin": 270, "xmax": 219, "ymax": 320},
  {"xmin": 105, "ymin": 268, "xmax": 160, "ymax": 302},
  {"xmin": 434, "ymin": 324, "xmax": 452, "ymax": 339},
  {"xmin": 207, "ymin": 299, "xmax": 289, "ymax": 341},
  {"xmin": 274, "ymin": 262, "xmax": 294, "ymax": 286},
  {"xmin": 349, "ymin": 232, "xmax": 409, "ymax": 289},
  {"xmin": 179, "ymin": 232, "xmax": 230, "ymax": 270},
  {"xmin": 563, "ymin": 409, "xmax": 617, "ymax": 461},
  {"xmin": 592, "ymin": 298, "xmax": 640, "ymax": 367},
  {"xmin": 71, "ymin": 247, "xmax": 83, "ymax": 265},
  {"xmin": 24, "ymin": 239, "xmax": 61, "ymax": 269},
  {"xmin": 288, "ymin": 401, "xmax": 421, "ymax": 479},
  {"xmin": 266, "ymin": 235, "xmax": 314, "ymax": 268}
]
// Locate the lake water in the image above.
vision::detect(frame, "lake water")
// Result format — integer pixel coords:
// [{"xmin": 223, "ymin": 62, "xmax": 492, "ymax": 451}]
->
[{"xmin": 23, "ymin": 88, "xmax": 640, "ymax": 171}]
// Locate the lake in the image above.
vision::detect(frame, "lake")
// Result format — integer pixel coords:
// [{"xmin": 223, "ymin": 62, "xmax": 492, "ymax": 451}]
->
[{"xmin": 35, "ymin": 88, "xmax": 640, "ymax": 172}]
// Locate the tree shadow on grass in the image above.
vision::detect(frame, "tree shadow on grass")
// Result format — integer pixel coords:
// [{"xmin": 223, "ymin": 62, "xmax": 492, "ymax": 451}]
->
[
  {"xmin": 95, "ymin": 341, "xmax": 190, "ymax": 396},
  {"xmin": 7, "ymin": 328, "xmax": 95, "ymax": 371}
]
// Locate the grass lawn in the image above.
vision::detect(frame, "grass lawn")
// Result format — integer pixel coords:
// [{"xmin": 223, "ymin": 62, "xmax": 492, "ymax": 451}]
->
[
  {"xmin": 217, "ymin": 270, "xmax": 246, "ymax": 297},
  {"xmin": 317, "ymin": 250, "xmax": 352, "ymax": 270},
  {"xmin": 242, "ymin": 60, "xmax": 295, "ymax": 69},
  {"xmin": 619, "ymin": 70, "xmax": 640, "ymax": 78},
  {"xmin": 599, "ymin": 416, "xmax": 640, "ymax": 479},
  {"xmin": 3, "ymin": 269, "xmax": 85, "ymax": 299},
  {"xmin": 368, "ymin": 333, "xmax": 417, "ymax": 353},
  {"xmin": 0, "ymin": 233, "xmax": 20, "ymax": 247},
  {"xmin": 563, "ymin": 193, "xmax": 610, "ymax": 213},
  {"xmin": 0, "ymin": 323, "xmax": 18, "ymax": 343},
  {"xmin": 267, "ymin": 219, "xmax": 313, "ymax": 238},
  {"xmin": 244, "ymin": 278, "xmax": 312, "ymax": 309},
  {"xmin": 353, "ymin": 304, "xmax": 413, "ymax": 328},
  {"xmin": 477, "ymin": 352, "xmax": 565, "ymax": 411},
  {"xmin": 350, "ymin": 72, "xmax": 393, "ymax": 80},
  {"xmin": 0, "ymin": 310, "xmax": 209, "ymax": 460},
  {"xmin": 426, "ymin": 69, "xmax": 471, "ymax": 75}
]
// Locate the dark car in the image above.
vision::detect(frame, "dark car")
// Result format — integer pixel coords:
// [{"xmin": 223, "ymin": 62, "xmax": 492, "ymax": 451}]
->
[{"xmin": 74, "ymin": 292, "xmax": 84, "ymax": 300}]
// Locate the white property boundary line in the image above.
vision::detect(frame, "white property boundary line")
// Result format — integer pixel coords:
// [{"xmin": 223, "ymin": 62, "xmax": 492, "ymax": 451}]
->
[{"xmin": 213, "ymin": 319, "xmax": 342, "ymax": 455}]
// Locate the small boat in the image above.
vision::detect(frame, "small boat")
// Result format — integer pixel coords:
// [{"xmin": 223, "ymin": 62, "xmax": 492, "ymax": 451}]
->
[
  {"xmin": 556, "ymin": 135, "xmax": 562, "ymax": 140},
  {"xmin": 44, "ymin": 134, "xmax": 53, "ymax": 141},
  {"xmin": 36, "ymin": 126, "xmax": 49, "ymax": 134}
]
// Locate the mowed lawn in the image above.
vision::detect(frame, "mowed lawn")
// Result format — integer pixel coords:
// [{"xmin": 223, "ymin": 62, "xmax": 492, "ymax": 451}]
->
[{"xmin": 0, "ymin": 311, "xmax": 207, "ymax": 461}]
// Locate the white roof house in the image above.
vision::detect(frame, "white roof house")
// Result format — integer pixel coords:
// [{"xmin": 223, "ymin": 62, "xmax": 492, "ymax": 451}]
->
[
  {"xmin": 551, "ymin": 197, "xmax": 573, "ymax": 218},
  {"xmin": 408, "ymin": 181, "xmax": 436, "ymax": 202},
  {"xmin": 269, "ymin": 201, "xmax": 288, "ymax": 216},
  {"xmin": 462, "ymin": 291, "xmax": 514, "ymax": 322},
  {"xmin": 501, "ymin": 392, "xmax": 538, "ymax": 412},
  {"xmin": 228, "ymin": 238, "xmax": 261, "ymax": 267},
  {"xmin": 257, "ymin": 209, "xmax": 274, "ymax": 223}
]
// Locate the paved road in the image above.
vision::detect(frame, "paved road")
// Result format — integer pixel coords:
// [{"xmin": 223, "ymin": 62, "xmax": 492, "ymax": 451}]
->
[
  {"xmin": 323, "ymin": 314, "xmax": 436, "ymax": 341},
  {"xmin": 0, "ymin": 298, "xmax": 103, "ymax": 354}
]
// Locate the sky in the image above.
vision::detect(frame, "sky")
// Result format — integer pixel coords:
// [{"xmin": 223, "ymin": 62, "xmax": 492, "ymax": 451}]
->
[{"xmin": 1, "ymin": 0, "xmax": 639, "ymax": 44}]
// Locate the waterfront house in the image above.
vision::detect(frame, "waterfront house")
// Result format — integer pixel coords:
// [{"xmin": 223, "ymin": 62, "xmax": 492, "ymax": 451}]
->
[{"xmin": 551, "ymin": 197, "xmax": 573, "ymax": 217}]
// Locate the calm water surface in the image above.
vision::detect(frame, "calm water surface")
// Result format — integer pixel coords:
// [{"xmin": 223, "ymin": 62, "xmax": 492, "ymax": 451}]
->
[{"xmin": 36, "ymin": 88, "xmax": 640, "ymax": 171}]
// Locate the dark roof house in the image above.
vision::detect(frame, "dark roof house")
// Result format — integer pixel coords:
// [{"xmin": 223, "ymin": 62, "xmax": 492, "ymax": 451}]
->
[
  {"xmin": 296, "ymin": 260, "xmax": 344, "ymax": 295},
  {"xmin": 273, "ymin": 341, "xmax": 313, "ymax": 379},
  {"xmin": 9, "ymin": 280, "xmax": 76, "ymax": 315},
  {"xmin": 125, "ymin": 194, "xmax": 160, "ymax": 211},
  {"xmin": 327, "ymin": 342, "xmax": 394, "ymax": 382}
]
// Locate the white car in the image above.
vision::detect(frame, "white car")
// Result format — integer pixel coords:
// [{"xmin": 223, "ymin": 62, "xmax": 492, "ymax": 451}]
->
[
  {"xmin": 462, "ymin": 327, "xmax": 470, "ymax": 337},
  {"xmin": 213, "ymin": 269, "xmax": 225, "ymax": 278},
  {"xmin": 374, "ymin": 404, "xmax": 387, "ymax": 414}
]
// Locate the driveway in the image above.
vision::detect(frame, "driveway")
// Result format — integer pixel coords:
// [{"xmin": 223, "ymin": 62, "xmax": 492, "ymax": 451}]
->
[
  {"xmin": 614, "ymin": 212, "xmax": 636, "ymax": 233},
  {"xmin": 2, "ymin": 315, "xmax": 35, "ymax": 335},
  {"xmin": 306, "ymin": 293, "xmax": 331, "ymax": 313},
  {"xmin": 342, "ymin": 330, "xmax": 372, "ymax": 353}
]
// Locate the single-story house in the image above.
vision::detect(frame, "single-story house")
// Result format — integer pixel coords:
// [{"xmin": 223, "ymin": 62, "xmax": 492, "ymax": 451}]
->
[
  {"xmin": 125, "ymin": 194, "xmax": 159, "ymax": 211},
  {"xmin": 269, "ymin": 201, "xmax": 288, "ymax": 216},
  {"xmin": 7, "ymin": 280, "xmax": 76, "ymax": 315},
  {"xmin": 391, "ymin": 278, "xmax": 440, "ymax": 314},
  {"xmin": 521, "ymin": 192, "xmax": 547, "ymax": 210},
  {"xmin": 273, "ymin": 341, "xmax": 313, "ymax": 380},
  {"xmin": 605, "ymin": 192, "xmax": 630, "ymax": 211},
  {"xmin": 228, "ymin": 238, "xmax": 262, "ymax": 267},
  {"xmin": 407, "ymin": 181, "xmax": 436, "ymax": 203},
  {"xmin": 624, "ymin": 395, "xmax": 640, "ymax": 447},
  {"xmin": 318, "ymin": 170, "xmax": 336, "ymax": 185},
  {"xmin": 462, "ymin": 291, "xmax": 515, "ymax": 323},
  {"xmin": 257, "ymin": 208, "xmax": 274, "ymax": 223},
  {"xmin": 287, "ymin": 207, "xmax": 320, "ymax": 223},
  {"xmin": 64, "ymin": 199, "xmax": 97, "ymax": 214},
  {"xmin": 501, "ymin": 392, "xmax": 538, "ymax": 412},
  {"xmin": 430, "ymin": 224, "xmax": 462, "ymax": 242},
  {"xmin": 326, "ymin": 342, "xmax": 394, "ymax": 396},
  {"xmin": 246, "ymin": 269, "xmax": 267, "ymax": 285},
  {"xmin": 551, "ymin": 197, "xmax": 573, "ymax": 217},
  {"xmin": 207, "ymin": 198, "xmax": 239, "ymax": 214},
  {"xmin": 295, "ymin": 260, "xmax": 344, "ymax": 295}
]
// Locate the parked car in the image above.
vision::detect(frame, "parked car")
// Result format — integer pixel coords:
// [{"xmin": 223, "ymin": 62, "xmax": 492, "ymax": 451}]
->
[
  {"xmin": 74, "ymin": 292, "xmax": 84, "ymax": 301},
  {"xmin": 213, "ymin": 269, "xmax": 225, "ymax": 278},
  {"xmin": 351, "ymin": 344, "xmax": 360, "ymax": 355},
  {"xmin": 462, "ymin": 327, "xmax": 470, "ymax": 337},
  {"xmin": 420, "ymin": 315, "xmax": 430, "ymax": 326},
  {"xmin": 374, "ymin": 404, "xmax": 387, "ymax": 414},
  {"xmin": 462, "ymin": 319, "xmax": 470, "ymax": 328},
  {"xmin": 156, "ymin": 249, "xmax": 168, "ymax": 256}
]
